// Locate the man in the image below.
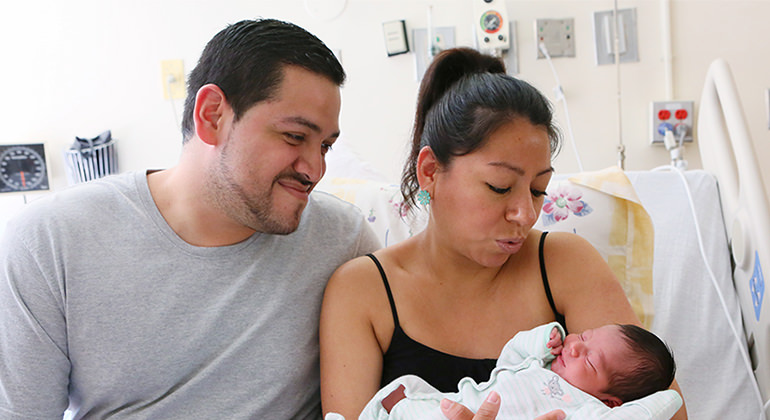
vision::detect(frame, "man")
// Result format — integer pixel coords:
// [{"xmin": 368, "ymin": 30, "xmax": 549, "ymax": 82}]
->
[{"xmin": 0, "ymin": 19, "xmax": 379, "ymax": 419}]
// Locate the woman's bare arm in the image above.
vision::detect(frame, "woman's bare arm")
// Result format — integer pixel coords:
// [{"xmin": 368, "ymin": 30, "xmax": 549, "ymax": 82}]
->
[{"xmin": 320, "ymin": 256, "xmax": 388, "ymax": 419}]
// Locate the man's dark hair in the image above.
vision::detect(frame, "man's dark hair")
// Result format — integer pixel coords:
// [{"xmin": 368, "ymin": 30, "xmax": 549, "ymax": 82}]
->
[
  {"xmin": 606, "ymin": 324, "xmax": 677, "ymax": 403},
  {"xmin": 181, "ymin": 19, "xmax": 345, "ymax": 142}
]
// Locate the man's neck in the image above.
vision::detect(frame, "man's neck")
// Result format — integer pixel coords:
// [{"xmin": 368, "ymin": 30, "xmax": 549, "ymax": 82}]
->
[{"xmin": 146, "ymin": 166, "xmax": 257, "ymax": 247}]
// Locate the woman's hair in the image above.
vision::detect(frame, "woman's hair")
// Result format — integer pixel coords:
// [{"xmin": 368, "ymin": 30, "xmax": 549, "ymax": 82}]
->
[
  {"xmin": 181, "ymin": 19, "xmax": 345, "ymax": 143},
  {"xmin": 400, "ymin": 47, "xmax": 561, "ymax": 212},
  {"xmin": 606, "ymin": 324, "xmax": 677, "ymax": 403}
]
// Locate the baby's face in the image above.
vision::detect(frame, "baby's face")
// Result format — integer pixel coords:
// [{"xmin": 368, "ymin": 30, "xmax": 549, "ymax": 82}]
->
[{"xmin": 550, "ymin": 325, "xmax": 628, "ymax": 402}]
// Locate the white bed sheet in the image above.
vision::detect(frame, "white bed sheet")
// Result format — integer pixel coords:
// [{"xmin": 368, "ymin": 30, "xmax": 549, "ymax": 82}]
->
[{"xmin": 628, "ymin": 169, "xmax": 761, "ymax": 419}]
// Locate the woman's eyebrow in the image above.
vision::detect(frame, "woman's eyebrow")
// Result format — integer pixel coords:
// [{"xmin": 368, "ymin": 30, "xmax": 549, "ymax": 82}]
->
[{"xmin": 488, "ymin": 161, "xmax": 554, "ymax": 176}]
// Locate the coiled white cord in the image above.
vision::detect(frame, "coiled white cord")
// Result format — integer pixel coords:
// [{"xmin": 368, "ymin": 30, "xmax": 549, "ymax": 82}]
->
[{"xmin": 651, "ymin": 164, "xmax": 768, "ymax": 420}]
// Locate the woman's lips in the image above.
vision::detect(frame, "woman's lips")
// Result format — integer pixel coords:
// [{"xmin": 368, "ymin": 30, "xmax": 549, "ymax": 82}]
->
[{"xmin": 496, "ymin": 238, "xmax": 524, "ymax": 254}]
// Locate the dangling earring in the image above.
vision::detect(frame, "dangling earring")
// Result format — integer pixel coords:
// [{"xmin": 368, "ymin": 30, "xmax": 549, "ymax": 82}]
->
[{"xmin": 417, "ymin": 189, "xmax": 431, "ymax": 207}]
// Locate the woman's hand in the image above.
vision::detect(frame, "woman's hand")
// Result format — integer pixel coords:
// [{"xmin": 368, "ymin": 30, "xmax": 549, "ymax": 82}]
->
[
  {"xmin": 440, "ymin": 392, "xmax": 500, "ymax": 420},
  {"xmin": 439, "ymin": 392, "xmax": 566, "ymax": 420}
]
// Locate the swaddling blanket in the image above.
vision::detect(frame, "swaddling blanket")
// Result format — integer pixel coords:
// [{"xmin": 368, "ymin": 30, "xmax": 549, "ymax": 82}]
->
[{"xmin": 325, "ymin": 323, "xmax": 681, "ymax": 420}]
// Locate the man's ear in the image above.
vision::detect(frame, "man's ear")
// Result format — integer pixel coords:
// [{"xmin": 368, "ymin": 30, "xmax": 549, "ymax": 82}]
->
[
  {"xmin": 602, "ymin": 396, "xmax": 623, "ymax": 408},
  {"xmin": 416, "ymin": 146, "xmax": 439, "ymax": 191},
  {"xmin": 193, "ymin": 84, "xmax": 231, "ymax": 146}
]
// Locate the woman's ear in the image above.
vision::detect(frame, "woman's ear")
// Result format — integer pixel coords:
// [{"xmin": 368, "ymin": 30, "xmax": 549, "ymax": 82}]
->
[
  {"xmin": 193, "ymin": 84, "xmax": 231, "ymax": 146},
  {"xmin": 416, "ymin": 146, "xmax": 439, "ymax": 190}
]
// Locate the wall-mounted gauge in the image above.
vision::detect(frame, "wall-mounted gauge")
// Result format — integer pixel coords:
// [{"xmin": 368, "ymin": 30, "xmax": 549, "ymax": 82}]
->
[
  {"xmin": 473, "ymin": 0, "xmax": 510, "ymax": 51},
  {"xmin": 0, "ymin": 143, "xmax": 49, "ymax": 193},
  {"xmin": 481, "ymin": 10, "xmax": 504, "ymax": 34}
]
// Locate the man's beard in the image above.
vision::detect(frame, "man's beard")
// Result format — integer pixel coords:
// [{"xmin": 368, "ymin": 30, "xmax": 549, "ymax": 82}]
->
[{"xmin": 208, "ymin": 146, "xmax": 310, "ymax": 235}]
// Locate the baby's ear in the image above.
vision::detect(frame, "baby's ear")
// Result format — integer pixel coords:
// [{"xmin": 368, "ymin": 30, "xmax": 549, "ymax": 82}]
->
[{"xmin": 602, "ymin": 396, "xmax": 623, "ymax": 408}]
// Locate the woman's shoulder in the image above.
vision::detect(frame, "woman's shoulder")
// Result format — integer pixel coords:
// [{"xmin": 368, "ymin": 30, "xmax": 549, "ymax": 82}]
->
[
  {"xmin": 509, "ymin": 229, "xmax": 593, "ymax": 264},
  {"xmin": 539, "ymin": 230, "xmax": 602, "ymax": 259},
  {"xmin": 328, "ymin": 253, "xmax": 380, "ymax": 287},
  {"xmin": 538, "ymin": 230, "xmax": 620, "ymax": 292},
  {"xmin": 538, "ymin": 231, "xmax": 641, "ymax": 329},
  {"xmin": 321, "ymin": 248, "xmax": 407, "ymax": 347}
]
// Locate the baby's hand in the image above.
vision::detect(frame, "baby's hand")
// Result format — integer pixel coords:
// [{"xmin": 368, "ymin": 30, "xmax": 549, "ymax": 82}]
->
[{"xmin": 547, "ymin": 326, "xmax": 563, "ymax": 355}]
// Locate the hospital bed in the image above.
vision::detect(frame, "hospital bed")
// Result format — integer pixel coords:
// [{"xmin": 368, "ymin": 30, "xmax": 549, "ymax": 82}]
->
[{"xmin": 317, "ymin": 59, "xmax": 769, "ymax": 419}]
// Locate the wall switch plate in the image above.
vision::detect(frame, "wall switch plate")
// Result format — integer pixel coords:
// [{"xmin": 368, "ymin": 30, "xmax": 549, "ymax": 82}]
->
[
  {"xmin": 160, "ymin": 59, "xmax": 185, "ymax": 100},
  {"xmin": 650, "ymin": 101, "xmax": 694, "ymax": 144},
  {"xmin": 535, "ymin": 18, "xmax": 575, "ymax": 59},
  {"xmin": 593, "ymin": 8, "xmax": 639, "ymax": 65},
  {"xmin": 413, "ymin": 27, "xmax": 456, "ymax": 81}
]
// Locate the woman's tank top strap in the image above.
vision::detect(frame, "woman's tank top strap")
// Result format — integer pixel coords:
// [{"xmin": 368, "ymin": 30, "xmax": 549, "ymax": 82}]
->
[
  {"xmin": 366, "ymin": 253, "xmax": 400, "ymax": 327},
  {"xmin": 538, "ymin": 232, "xmax": 567, "ymax": 331}
]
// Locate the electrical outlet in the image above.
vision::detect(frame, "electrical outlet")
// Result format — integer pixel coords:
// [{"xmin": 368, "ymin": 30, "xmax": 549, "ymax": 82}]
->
[
  {"xmin": 160, "ymin": 59, "xmax": 186, "ymax": 100},
  {"xmin": 650, "ymin": 101, "xmax": 694, "ymax": 144},
  {"xmin": 535, "ymin": 18, "xmax": 575, "ymax": 59}
]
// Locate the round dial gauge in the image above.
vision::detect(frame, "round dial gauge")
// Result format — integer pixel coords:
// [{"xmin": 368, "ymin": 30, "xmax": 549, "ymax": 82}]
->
[
  {"xmin": 481, "ymin": 11, "xmax": 503, "ymax": 34},
  {"xmin": 0, "ymin": 144, "xmax": 49, "ymax": 193}
]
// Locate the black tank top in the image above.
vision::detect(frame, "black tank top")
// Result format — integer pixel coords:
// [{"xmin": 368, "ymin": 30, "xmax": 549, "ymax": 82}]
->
[{"xmin": 369, "ymin": 231, "xmax": 565, "ymax": 392}]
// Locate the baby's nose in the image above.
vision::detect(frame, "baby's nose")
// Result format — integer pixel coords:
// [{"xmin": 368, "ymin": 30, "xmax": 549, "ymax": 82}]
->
[{"xmin": 569, "ymin": 342, "xmax": 584, "ymax": 357}]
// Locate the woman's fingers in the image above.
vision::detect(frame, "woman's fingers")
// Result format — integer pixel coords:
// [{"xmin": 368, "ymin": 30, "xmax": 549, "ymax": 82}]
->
[
  {"xmin": 440, "ymin": 391, "xmax": 501, "ymax": 420},
  {"xmin": 534, "ymin": 409, "xmax": 566, "ymax": 420}
]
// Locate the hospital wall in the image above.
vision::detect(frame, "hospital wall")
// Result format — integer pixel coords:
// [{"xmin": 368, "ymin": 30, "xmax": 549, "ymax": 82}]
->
[{"xmin": 0, "ymin": 0, "xmax": 768, "ymax": 215}]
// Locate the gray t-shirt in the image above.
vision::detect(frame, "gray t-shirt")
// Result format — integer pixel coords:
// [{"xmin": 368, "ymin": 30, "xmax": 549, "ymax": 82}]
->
[{"xmin": 0, "ymin": 171, "xmax": 381, "ymax": 419}]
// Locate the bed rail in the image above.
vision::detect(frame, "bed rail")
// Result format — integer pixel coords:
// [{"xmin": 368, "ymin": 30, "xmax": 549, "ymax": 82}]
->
[{"xmin": 698, "ymin": 58, "xmax": 770, "ymax": 405}]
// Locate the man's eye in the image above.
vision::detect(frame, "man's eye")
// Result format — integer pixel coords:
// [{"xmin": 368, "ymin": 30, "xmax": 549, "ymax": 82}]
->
[
  {"xmin": 531, "ymin": 189, "xmax": 547, "ymax": 198},
  {"xmin": 285, "ymin": 133, "xmax": 305, "ymax": 142},
  {"xmin": 487, "ymin": 184, "xmax": 511, "ymax": 194},
  {"xmin": 321, "ymin": 143, "xmax": 333, "ymax": 155}
]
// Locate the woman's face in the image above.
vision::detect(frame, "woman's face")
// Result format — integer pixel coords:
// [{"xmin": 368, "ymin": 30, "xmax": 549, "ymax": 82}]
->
[{"xmin": 429, "ymin": 118, "xmax": 553, "ymax": 267}]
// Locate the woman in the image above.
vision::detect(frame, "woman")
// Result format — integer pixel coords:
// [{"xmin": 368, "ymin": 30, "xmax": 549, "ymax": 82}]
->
[{"xmin": 320, "ymin": 48, "xmax": 686, "ymax": 420}]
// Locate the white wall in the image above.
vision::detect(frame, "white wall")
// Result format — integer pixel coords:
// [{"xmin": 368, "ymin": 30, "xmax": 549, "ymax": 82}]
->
[{"xmin": 1, "ymin": 0, "xmax": 768, "ymax": 199}]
